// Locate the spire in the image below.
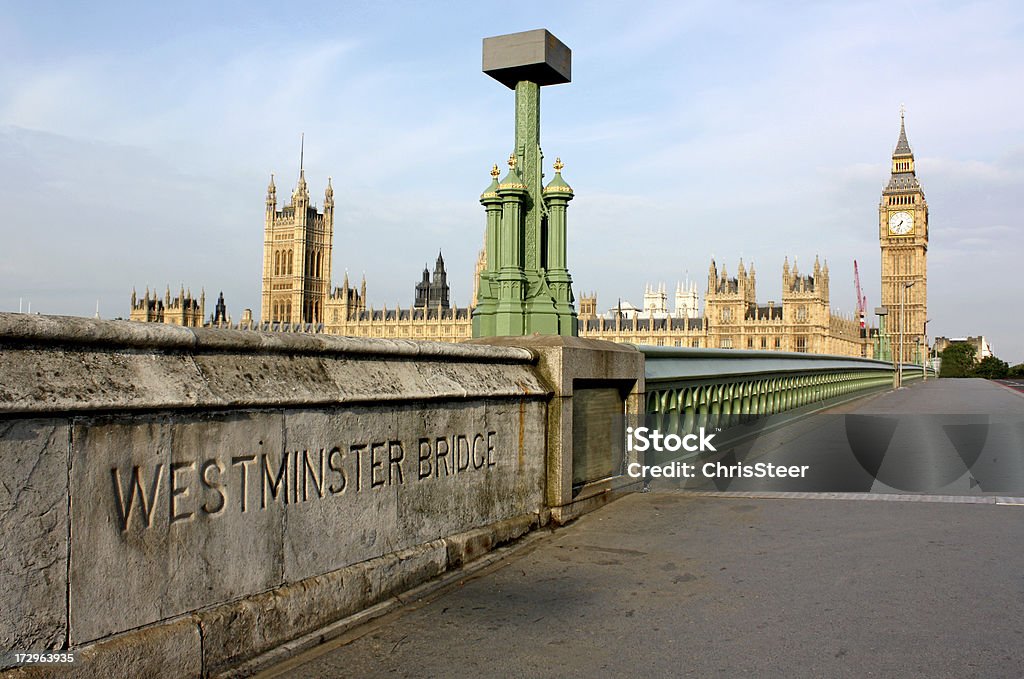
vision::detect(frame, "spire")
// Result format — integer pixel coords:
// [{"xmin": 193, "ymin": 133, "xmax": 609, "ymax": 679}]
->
[
  {"xmin": 894, "ymin": 104, "xmax": 912, "ymax": 156},
  {"xmin": 266, "ymin": 173, "xmax": 277, "ymax": 211},
  {"xmin": 886, "ymin": 105, "xmax": 922, "ymax": 193},
  {"xmin": 294, "ymin": 133, "xmax": 308, "ymax": 198}
]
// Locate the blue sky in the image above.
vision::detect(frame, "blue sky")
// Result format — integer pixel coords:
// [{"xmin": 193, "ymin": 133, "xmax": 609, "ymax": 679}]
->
[{"xmin": 1, "ymin": 1, "xmax": 1022, "ymax": 360}]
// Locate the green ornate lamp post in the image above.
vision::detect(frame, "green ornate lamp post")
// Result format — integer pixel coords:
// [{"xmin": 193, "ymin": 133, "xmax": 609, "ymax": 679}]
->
[{"xmin": 473, "ymin": 29, "xmax": 578, "ymax": 338}]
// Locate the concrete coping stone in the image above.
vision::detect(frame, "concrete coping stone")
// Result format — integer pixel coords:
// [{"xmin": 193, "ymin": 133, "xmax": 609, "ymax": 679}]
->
[{"xmin": 0, "ymin": 313, "xmax": 536, "ymax": 364}]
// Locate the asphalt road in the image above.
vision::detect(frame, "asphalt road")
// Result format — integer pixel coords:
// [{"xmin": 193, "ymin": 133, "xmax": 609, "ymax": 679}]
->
[
  {"xmin": 996, "ymin": 378, "xmax": 1024, "ymax": 394},
  {"xmin": 259, "ymin": 379, "xmax": 1024, "ymax": 678},
  {"xmin": 263, "ymin": 492, "xmax": 1024, "ymax": 678}
]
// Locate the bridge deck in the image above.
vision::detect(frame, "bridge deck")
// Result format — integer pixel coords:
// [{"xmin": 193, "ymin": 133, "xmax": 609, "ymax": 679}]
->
[{"xmin": 259, "ymin": 379, "xmax": 1024, "ymax": 678}]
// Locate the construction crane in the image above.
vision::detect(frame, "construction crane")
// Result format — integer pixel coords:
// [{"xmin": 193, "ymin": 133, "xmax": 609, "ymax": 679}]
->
[{"xmin": 853, "ymin": 260, "xmax": 867, "ymax": 335}]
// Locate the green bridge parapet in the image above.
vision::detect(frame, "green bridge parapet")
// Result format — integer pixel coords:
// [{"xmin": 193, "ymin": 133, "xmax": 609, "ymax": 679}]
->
[{"xmin": 638, "ymin": 346, "xmax": 932, "ymax": 437}]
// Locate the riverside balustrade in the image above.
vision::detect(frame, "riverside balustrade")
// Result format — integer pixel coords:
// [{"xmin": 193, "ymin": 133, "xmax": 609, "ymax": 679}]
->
[{"xmin": 640, "ymin": 347, "xmax": 931, "ymax": 439}]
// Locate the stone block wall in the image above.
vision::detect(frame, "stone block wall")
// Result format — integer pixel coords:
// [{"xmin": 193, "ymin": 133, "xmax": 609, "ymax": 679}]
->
[{"xmin": 0, "ymin": 314, "xmax": 556, "ymax": 677}]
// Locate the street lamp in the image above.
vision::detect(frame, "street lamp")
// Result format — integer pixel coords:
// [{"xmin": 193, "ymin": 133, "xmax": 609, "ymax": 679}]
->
[
  {"xmin": 899, "ymin": 281, "xmax": 915, "ymax": 388},
  {"xmin": 875, "ymin": 306, "xmax": 895, "ymax": 388},
  {"xmin": 922, "ymin": 318, "xmax": 932, "ymax": 381}
]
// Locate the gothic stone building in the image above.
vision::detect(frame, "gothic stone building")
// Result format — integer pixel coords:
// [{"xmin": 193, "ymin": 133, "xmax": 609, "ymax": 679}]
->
[
  {"xmin": 879, "ymin": 110, "xmax": 929, "ymax": 363},
  {"xmin": 577, "ymin": 257, "xmax": 867, "ymax": 357},
  {"xmin": 129, "ymin": 286, "xmax": 205, "ymax": 327}
]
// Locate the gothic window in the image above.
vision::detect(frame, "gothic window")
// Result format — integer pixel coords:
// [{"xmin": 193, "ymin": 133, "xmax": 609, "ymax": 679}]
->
[
  {"xmin": 721, "ymin": 337, "xmax": 733, "ymax": 349},
  {"xmin": 761, "ymin": 337, "xmax": 767, "ymax": 349},
  {"xmin": 288, "ymin": 251, "xmax": 293, "ymax": 275},
  {"xmin": 796, "ymin": 337, "xmax": 808, "ymax": 352},
  {"xmin": 747, "ymin": 337, "xmax": 754, "ymax": 349},
  {"xmin": 722, "ymin": 307, "xmax": 733, "ymax": 322},
  {"xmin": 286, "ymin": 301, "xmax": 291, "ymax": 320},
  {"xmin": 691, "ymin": 339, "xmax": 700, "ymax": 348},
  {"xmin": 774, "ymin": 337, "xmax": 781, "ymax": 349},
  {"xmin": 797, "ymin": 305, "xmax": 807, "ymax": 322},
  {"xmin": 274, "ymin": 251, "xmax": 280, "ymax": 276}
]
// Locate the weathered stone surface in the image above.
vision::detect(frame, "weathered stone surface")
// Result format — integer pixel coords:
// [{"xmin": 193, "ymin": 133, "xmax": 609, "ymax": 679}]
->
[
  {"xmin": 66, "ymin": 396, "xmax": 547, "ymax": 646},
  {"xmin": 69, "ymin": 413, "xmax": 286, "ymax": 644},
  {"xmin": 280, "ymin": 399, "xmax": 545, "ymax": 582},
  {"xmin": 444, "ymin": 513, "xmax": 538, "ymax": 567},
  {"xmin": 3, "ymin": 618, "xmax": 200, "ymax": 679},
  {"xmin": 0, "ymin": 313, "xmax": 545, "ymax": 416},
  {"xmin": 199, "ymin": 541, "xmax": 446, "ymax": 675},
  {"xmin": 280, "ymin": 408, "xmax": 400, "ymax": 582},
  {"xmin": 393, "ymin": 401, "xmax": 546, "ymax": 546},
  {"xmin": 0, "ymin": 348, "xmax": 209, "ymax": 414},
  {"xmin": 0, "ymin": 420, "xmax": 68, "ymax": 653}
]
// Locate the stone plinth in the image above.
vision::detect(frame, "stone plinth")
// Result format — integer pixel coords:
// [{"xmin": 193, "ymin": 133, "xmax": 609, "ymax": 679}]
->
[{"xmin": 470, "ymin": 335, "xmax": 646, "ymax": 524}]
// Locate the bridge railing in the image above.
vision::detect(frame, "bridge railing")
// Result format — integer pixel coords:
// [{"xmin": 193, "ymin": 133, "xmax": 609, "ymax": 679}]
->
[{"xmin": 638, "ymin": 346, "xmax": 930, "ymax": 439}]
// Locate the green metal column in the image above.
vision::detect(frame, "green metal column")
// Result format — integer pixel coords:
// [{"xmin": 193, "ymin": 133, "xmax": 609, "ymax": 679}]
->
[
  {"xmin": 474, "ymin": 29, "xmax": 577, "ymax": 338},
  {"xmin": 543, "ymin": 159, "xmax": 578, "ymax": 335},
  {"xmin": 493, "ymin": 159, "xmax": 528, "ymax": 336},
  {"xmin": 472, "ymin": 167, "xmax": 502, "ymax": 336}
]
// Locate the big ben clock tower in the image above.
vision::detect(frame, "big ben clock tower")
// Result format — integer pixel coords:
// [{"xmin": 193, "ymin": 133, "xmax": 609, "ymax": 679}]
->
[{"xmin": 880, "ymin": 107, "xmax": 928, "ymax": 364}]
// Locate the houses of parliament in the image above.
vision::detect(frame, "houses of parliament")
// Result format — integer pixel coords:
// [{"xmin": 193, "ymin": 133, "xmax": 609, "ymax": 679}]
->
[{"xmin": 130, "ymin": 113, "xmax": 929, "ymax": 362}]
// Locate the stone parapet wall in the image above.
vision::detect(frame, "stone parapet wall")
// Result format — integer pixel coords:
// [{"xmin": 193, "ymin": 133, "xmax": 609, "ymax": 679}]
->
[{"xmin": 0, "ymin": 313, "xmax": 553, "ymax": 677}]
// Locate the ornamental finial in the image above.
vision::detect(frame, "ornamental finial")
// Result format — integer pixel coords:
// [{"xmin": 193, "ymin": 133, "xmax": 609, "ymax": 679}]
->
[
  {"xmin": 900, "ymin": 102, "xmax": 905, "ymax": 119},
  {"xmin": 490, "ymin": 163, "xmax": 500, "ymax": 179},
  {"xmin": 507, "ymin": 153, "xmax": 516, "ymax": 169},
  {"xmin": 553, "ymin": 157, "xmax": 564, "ymax": 172}
]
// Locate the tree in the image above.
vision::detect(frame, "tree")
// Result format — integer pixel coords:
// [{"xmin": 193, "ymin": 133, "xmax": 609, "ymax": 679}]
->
[
  {"xmin": 939, "ymin": 343, "xmax": 976, "ymax": 378},
  {"xmin": 1009, "ymin": 363, "xmax": 1024, "ymax": 378},
  {"xmin": 974, "ymin": 355, "xmax": 1009, "ymax": 379}
]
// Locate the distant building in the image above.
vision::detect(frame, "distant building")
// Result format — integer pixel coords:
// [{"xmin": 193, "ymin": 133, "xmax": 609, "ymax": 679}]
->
[
  {"xmin": 577, "ymin": 258, "xmax": 866, "ymax": 356},
  {"xmin": 130, "ymin": 286, "xmax": 204, "ymax": 327},
  {"xmin": 212, "ymin": 291, "xmax": 228, "ymax": 324},
  {"xmin": 256, "ymin": 162, "xmax": 473, "ymax": 341},
  {"xmin": 879, "ymin": 109, "xmax": 929, "ymax": 363},
  {"xmin": 674, "ymin": 279, "xmax": 699, "ymax": 319},
  {"xmin": 415, "ymin": 252, "xmax": 451, "ymax": 309},
  {"xmin": 642, "ymin": 283, "xmax": 668, "ymax": 316},
  {"xmin": 261, "ymin": 167, "xmax": 335, "ymax": 325},
  {"xmin": 129, "ymin": 289, "xmax": 253, "ymax": 329},
  {"xmin": 934, "ymin": 336, "xmax": 993, "ymax": 360}
]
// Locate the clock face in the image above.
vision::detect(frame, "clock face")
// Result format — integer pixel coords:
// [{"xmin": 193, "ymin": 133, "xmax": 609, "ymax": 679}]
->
[{"xmin": 888, "ymin": 210, "xmax": 914, "ymax": 235}]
